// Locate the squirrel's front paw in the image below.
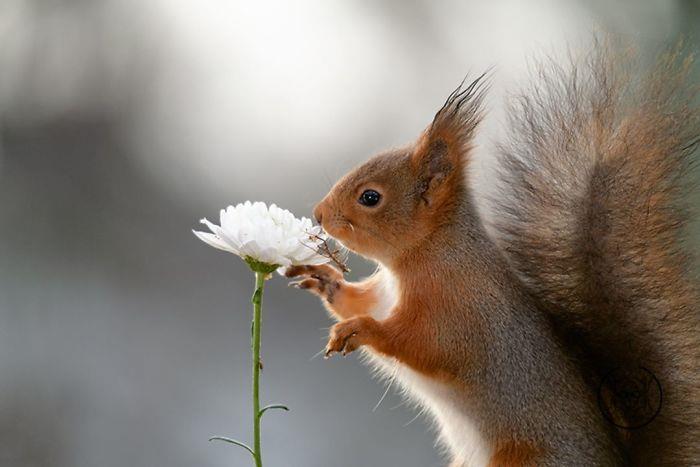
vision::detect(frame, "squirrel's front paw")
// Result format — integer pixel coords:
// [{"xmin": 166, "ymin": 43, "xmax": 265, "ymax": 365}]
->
[
  {"xmin": 284, "ymin": 264, "xmax": 343, "ymax": 303},
  {"xmin": 325, "ymin": 317, "xmax": 377, "ymax": 357}
]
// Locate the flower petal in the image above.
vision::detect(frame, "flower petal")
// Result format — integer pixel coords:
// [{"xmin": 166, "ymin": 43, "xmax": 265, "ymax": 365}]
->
[
  {"xmin": 192, "ymin": 230, "xmax": 238, "ymax": 254},
  {"xmin": 193, "ymin": 201, "xmax": 331, "ymax": 267},
  {"xmin": 200, "ymin": 217, "xmax": 220, "ymax": 234}
]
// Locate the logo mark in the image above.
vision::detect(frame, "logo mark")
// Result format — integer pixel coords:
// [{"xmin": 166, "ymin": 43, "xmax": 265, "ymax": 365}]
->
[{"xmin": 597, "ymin": 366, "xmax": 662, "ymax": 430}]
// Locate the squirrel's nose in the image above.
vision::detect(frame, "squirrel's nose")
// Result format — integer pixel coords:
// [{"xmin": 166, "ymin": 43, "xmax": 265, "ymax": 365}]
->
[{"xmin": 313, "ymin": 203, "xmax": 324, "ymax": 225}]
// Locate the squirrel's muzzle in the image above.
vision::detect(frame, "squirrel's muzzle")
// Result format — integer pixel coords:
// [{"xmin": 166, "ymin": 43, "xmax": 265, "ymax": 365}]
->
[{"xmin": 313, "ymin": 202, "xmax": 324, "ymax": 225}]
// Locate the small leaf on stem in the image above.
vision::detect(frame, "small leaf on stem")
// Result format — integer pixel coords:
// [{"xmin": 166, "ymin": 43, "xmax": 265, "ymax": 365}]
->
[
  {"xmin": 208, "ymin": 436, "xmax": 255, "ymax": 457},
  {"xmin": 259, "ymin": 404, "xmax": 290, "ymax": 417}
]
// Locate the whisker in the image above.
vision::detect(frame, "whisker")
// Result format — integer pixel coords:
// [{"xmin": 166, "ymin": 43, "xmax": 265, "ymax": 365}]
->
[
  {"xmin": 389, "ymin": 401, "xmax": 407, "ymax": 410},
  {"xmin": 372, "ymin": 365, "xmax": 398, "ymax": 412},
  {"xmin": 402, "ymin": 410, "xmax": 423, "ymax": 427},
  {"xmin": 309, "ymin": 347, "xmax": 328, "ymax": 361},
  {"xmin": 323, "ymin": 171, "xmax": 334, "ymax": 191}
]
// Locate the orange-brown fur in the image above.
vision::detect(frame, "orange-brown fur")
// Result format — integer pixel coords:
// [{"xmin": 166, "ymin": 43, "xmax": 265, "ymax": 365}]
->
[
  {"xmin": 287, "ymin": 42, "xmax": 700, "ymax": 466},
  {"xmin": 487, "ymin": 441, "xmax": 543, "ymax": 467},
  {"xmin": 287, "ymin": 264, "xmax": 379, "ymax": 320}
]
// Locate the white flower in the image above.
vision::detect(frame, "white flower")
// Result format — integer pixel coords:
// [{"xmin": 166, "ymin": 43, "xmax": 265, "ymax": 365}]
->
[{"xmin": 193, "ymin": 201, "xmax": 330, "ymax": 270}]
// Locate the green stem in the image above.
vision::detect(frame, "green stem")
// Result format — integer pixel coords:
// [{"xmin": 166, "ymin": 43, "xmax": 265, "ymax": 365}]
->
[{"xmin": 251, "ymin": 271, "xmax": 265, "ymax": 467}]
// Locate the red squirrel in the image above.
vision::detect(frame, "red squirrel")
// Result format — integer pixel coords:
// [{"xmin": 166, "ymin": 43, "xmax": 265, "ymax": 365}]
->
[{"xmin": 286, "ymin": 44, "xmax": 700, "ymax": 466}]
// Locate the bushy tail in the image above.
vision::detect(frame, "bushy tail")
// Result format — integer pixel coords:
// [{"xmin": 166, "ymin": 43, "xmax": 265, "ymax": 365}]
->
[{"xmin": 493, "ymin": 41, "xmax": 700, "ymax": 465}]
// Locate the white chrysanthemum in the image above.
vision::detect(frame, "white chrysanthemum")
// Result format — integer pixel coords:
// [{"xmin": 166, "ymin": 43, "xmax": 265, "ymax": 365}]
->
[{"xmin": 193, "ymin": 201, "xmax": 329, "ymax": 270}]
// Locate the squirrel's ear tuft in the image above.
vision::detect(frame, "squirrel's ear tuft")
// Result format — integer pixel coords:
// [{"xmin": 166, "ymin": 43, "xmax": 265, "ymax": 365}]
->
[{"xmin": 411, "ymin": 72, "xmax": 490, "ymax": 205}]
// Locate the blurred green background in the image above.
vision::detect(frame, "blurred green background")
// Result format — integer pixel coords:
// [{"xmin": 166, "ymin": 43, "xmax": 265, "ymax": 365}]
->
[{"xmin": 0, "ymin": 1, "xmax": 697, "ymax": 466}]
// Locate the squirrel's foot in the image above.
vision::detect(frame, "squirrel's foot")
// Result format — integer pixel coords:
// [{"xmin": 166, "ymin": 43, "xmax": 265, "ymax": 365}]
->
[
  {"xmin": 325, "ymin": 316, "xmax": 380, "ymax": 357},
  {"xmin": 284, "ymin": 264, "xmax": 343, "ymax": 303}
]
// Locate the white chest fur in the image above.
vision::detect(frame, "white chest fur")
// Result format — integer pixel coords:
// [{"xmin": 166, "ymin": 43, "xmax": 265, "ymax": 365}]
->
[{"xmin": 362, "ymin": 268, "xmax": 492, "ymax": 467}]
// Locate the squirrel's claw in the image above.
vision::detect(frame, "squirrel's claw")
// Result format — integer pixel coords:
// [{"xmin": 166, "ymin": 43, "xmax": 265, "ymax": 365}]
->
[
  {"xmin": 286, "ymin": 266, "xmax": 342, "ymax": 303},
  {"xmin": 284, "ymin": 264, "xmax": 343, "ymax": 281},
  {"xmin": 288, "ymin": 278, "xmax": 320, "ymax": 290},
  {"xmin": 325, "ymin": 322, "xmax": 361, "ymax": 358}
]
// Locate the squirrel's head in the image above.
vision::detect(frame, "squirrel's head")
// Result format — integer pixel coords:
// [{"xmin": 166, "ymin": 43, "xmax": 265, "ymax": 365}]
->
[{"xmin": 314, "ymin": 74, "xmax": 488, "ymax": 265}]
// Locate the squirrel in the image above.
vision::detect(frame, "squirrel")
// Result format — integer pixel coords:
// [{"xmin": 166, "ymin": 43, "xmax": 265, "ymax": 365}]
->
[{"xmin": 285, "ymin": 43, "xmax": 700, "ymax": 466}]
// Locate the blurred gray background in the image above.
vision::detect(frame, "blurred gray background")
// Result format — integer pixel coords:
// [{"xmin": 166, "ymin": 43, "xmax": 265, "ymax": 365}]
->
[{"xmin": 0, "ymin": 1, "xmax": 697, "ymax": 466}]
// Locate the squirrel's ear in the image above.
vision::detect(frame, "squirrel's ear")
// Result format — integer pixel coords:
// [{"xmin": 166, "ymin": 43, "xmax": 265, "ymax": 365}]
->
[{"xmin": 411, "ymin": 72, "xmax": 489, "ymax": 205}]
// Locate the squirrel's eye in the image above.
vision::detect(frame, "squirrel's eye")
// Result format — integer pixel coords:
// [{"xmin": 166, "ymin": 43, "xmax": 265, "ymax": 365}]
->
[{"xmin": 359, "ymin": 189, "xmax": 381, "ymax": 207}]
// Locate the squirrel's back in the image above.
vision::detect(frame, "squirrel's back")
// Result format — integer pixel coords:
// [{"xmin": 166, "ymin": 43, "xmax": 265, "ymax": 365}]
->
[{"xmin": 492, "ymin": 40, "xmax": 700, "ymax": 465}]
